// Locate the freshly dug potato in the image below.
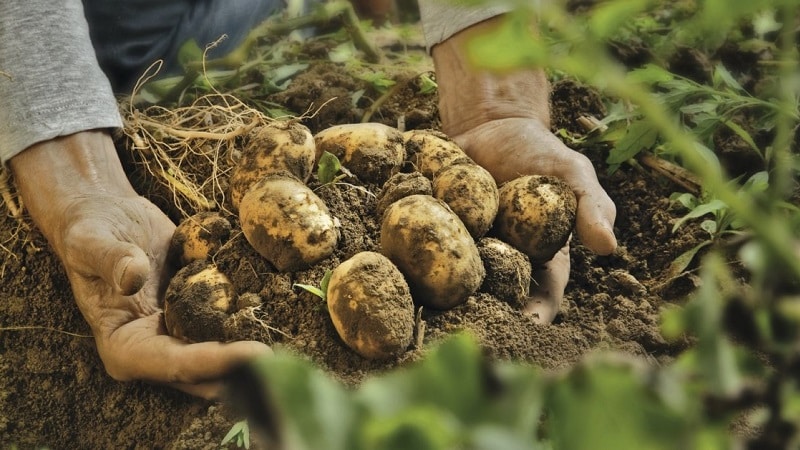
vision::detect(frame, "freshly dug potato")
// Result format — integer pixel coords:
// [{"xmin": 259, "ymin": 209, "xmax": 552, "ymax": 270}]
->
[
  {"xmin": 314, "ymin": 123, "xmax": 405, "ymax": 185},
  {"xmin": 403, "ymin": 129, "xmax": 471, "ymax": 179},
  {"xmin": 327, "ymin": 251, "xmax": 415, "ymax": 359},
  {"xmin": 432, "ymin": 163, "xmax": 499, "ymax": 239},
  {"xmin": 229, "ymin": 121, "xmax": 316, "ymax": 210},
  {"xmin": 381, "ymin": 194, "xmax": 485, "ymax": 310},
  {"xmin": 239, "ymin": 173, "xmax": 339, "ymax": 272},
  {"xmin": 477, "ymin": 237, "xmax": 532, "ymax": 308},
  {"xmin": 164, "ymin": 261, "xmax": 234, "ymax": 342},
  {"xmin": 494, "ymin": 175, "xmax": 577, "ymax": 263},
  {"xmin": 375, "ymin": 171, "xmax": 432, "ymax": 217},
  {"xmin": 169, "ymin": 211, "xmax": 232, "ymax": 266}
]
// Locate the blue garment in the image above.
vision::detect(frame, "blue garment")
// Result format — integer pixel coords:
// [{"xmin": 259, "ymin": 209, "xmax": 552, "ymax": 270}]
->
[{"xmin": 81, "ymin": 0, "xmax": 288, "ymax": 92}]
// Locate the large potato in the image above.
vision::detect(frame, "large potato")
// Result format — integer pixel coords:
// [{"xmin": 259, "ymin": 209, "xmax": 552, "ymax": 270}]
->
[
  {"xmin": 380, "ymin": 194, "xmax": 485, "ymax": 310},
  {"xmin": 229, "ymin": 121, "xmax": 316, "ymax": 210},
  {"xmin": 164, "ymin": 261, "xmax": 234, "ymax": 342},
  {"xmin": 403, "ymin": 129, "xmax": 471, "ymax": 179},
  {"xmin": 314, "ymin": 123, "xmax": 405, "ymax": 185},
  {"xmin": 477, "ymin": 237, "xmax": 532, "ymax": 308},
  {"xmin": 432, "ymin": 163, "xmax": 499, "ymax": 239},
  {"xmin": 239, "ymin": 173, "xmax": 339, "ymax": 272},
  {"xmin": 375, "ymin": 171, "xmax": 432, "ymax": 217},
  {"xmin": 327, "ymin": 251, "xmax": 415, "ymax": 359},
  {"xmin": 169, "ymin": 211, "xmax": 232, "ymax": 266},
  {"xmin": 494, "ymin": 175, "xmax": 577, "ymax": 263}
]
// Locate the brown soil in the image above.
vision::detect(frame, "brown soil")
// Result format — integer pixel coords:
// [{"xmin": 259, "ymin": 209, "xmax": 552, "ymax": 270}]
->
[{"xmin": 1, "ymin": 47, "xmax": 705, "ymax": 450}]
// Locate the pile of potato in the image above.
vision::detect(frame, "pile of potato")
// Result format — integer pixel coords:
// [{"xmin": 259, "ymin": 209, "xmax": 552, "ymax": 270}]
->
[{"xmin": 163, "ymin": 121, "xmax": 576, "ymax": 359}]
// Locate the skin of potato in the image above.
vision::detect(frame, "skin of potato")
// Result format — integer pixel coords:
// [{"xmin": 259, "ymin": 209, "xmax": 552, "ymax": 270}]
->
[
  {"xmin": 229, "ymin": 121, "xmax": 316, "ymax": 210},
  {"xmin": 326, "ymin": 251, "xmax": 415, "ymax": 360},
  {"xmin": 375, "ymin": 171, "xmax": 432, "ymax": 217},
  {"xmin": 239, "ymin": 174, "xmax": 339, "ymax": 272},
  {"xmin": 477, "ymin": 237, "xmax": 532, "ymax": 308},
  {"xmin": 314, "ymin": 122, "xmax": 405, "ymax": 185},
  {"xmin": 380, "ymin": 194, "xmax": 485, "ymax": 309},
  {"xmin": 494, "ymin": 175, "xmax": 577, "ymax": 263},
  {"xmin": 163, "ymin": 262, "xmax": 234, "ymax": 342},
  {"xmin": 432, "ymin": 163, "xmax": 499, "ymax": 239},
  {"xmin": 169, "ymin": 211, "xmax": 232, "ymax": 266},
  {"xmin": 403, "ymin": 129, "xmax": 470, "ymax": 179}
]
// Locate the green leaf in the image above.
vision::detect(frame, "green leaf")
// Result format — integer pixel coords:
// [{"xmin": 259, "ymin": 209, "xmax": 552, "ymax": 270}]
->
[
  {"xmin": 320, "ymin": 269, "xmax": 333, "ymax": 295},
  {"xmin": 626, "ymin": 63, "xmax": 675, "ymax": 85},
  {"xmin": 358, "ymin": 406, "xmax": 459, "ymax": 450},
  {"xmin": 221, "ymin": 420, "xmax": 249, "ymax": 448},
  {"xmin": 712, "ymin": 64, "xmax": 744, "ymax": 92},
  {"xmin": 466, "ymin": 11, "xmax": 546, "ymax": 72},
  {"xmin": 672, "ymin": 199, "xmax": 728, "ymax": 233},
  {"xmin": 293, "ymin": 283, "xmax": 325, "ymax": 300},
  {"xmin": 606, "ymin": 120, "xmax": 659, "ymax": 164},
  {"xmin": 318, "ymin": 151, "xmax": 343, "ymax": 184},
  {"xmin": 588, "ymin": 0, "xmax": 650, "ymax": 40},
  {"xmin": 177, "ymin": 39, "xmax": 203, "ymax": 69},
  {"xmin": 666, "ymin": 240, "xmax": 712, "ymax": 279}
]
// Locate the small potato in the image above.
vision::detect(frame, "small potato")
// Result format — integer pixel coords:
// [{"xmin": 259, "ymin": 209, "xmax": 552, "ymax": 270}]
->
[
  {"xmin": 375, "ymin": 171, "xmax": 432, "ymax": 217},
  {"xmin": 229, "ymin": 121, "xmax": 316, "ymax": 210},
  {"xmin": 327, "ymin": 251, "xmax": 415, "ymax": 359},
  {"xmin": 239, "ymin": 173, "xmax": 339, "ymax": 272},
  {"xmin": 169, "ymin": 211, "xmax": 232, "ymax": 266},
  {"xmin": 494, "ymin": 175, "xmax": 577, "ymax": 263},
  {"xmin": 314, "ymin": 123, "xmax": 405, "ymax": 185},
  {"xmin": 403, "ymin": 129, "xmax": 471, "ymax": 179},
  {"xmin": 381, "ymin": 194, "xmax": 485, "ymax": 310},
  {"xmin": 432, "ymin": 163, "xmax": 499, "ymax": 239},
  {"xmin": 477, "ymin": 237, "xmax": 532, "ymax": 308},
  {"xmin": 164, "ymin": 262, "xmax": 234, "ymax": 342}
]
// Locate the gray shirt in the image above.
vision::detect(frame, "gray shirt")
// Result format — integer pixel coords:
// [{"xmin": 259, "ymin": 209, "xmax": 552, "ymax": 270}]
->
[{"xmin": 0, "ymin": 0, "xmax": 505, "ymax": 163}]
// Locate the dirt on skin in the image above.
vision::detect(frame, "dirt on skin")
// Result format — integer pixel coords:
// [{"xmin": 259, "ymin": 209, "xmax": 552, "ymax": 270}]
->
[{"xmin": 2, "ymin": 48, "xmax": 709, "ymax": 450}]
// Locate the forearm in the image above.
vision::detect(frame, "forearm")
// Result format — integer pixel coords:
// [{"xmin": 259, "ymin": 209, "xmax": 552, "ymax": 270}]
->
[{"xmin": 0, "ymin": 0, "xmax": 121, "ymax": 163}]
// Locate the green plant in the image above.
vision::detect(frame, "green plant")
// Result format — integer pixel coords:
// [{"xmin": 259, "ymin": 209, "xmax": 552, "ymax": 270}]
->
[
  {"xmin": 316, "ymin": 151, "xmax": 352, "ymax": 185},
  {"xmin": 293, "ymin": 269, "xmax": 332, "ymax": 301},
  {"xmin": 221, "ymin": 419, "xmax": 251, "ymax": 449}
]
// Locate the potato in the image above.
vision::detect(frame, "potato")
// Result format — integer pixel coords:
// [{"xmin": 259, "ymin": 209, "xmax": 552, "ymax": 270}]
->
[
  {"xmin": 494, "ymin": 175, "xmax": 577, "ymax": 263},
  {"xmin": 432, "ymin": 163, "xmax": 499, "ymax": 239},
  {"xmin": 403, "ymin": 129, "xmax": 471, "ymax": 179},
  {"xmin": 380, "ymin": 194, "xmax": 485, "ymax": 309},
  {"xmin": 229, "ymin": 121, "xmax": 316, "ymax": 210},
  {"xmin": 326, "ymin": 251, "xmax": 415, "ymax": 359},
  {"xmin": 169, "ymin": 211, "xmax": 232, "ymax": 266},
  {"xmin": 239, "ymin": 173, "xmax": 339, "ymax": 272},
  {"xmin": 314, "ymin": 122, "xmax": 405, "ymax": 185},
  {"xmin": 477, "ymin": 237, "xmax": 532, "ymax": 308},
  {"xmin": 164, "ymin": 261, "xmax": 234, "ymax": 342},
  {"xmin": 375, "ymin": 171, "xmax": 432, "ymax": 217}
]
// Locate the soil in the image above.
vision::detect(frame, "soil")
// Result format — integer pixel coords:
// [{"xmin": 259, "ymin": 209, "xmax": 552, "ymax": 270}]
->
[{"xmin": 1, "ymin": 36, "xmax": 708, "ymax": 450}]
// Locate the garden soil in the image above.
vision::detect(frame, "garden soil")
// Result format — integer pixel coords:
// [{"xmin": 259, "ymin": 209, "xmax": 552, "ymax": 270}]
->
[{"xmin": 1, "ymin": 42, "xmax": 709, "ymax": 449}]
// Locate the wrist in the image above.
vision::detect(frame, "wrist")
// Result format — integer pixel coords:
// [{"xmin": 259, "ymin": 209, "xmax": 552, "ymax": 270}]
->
[
  {"xmin": 431, "ymin": 15, "xmax": 551, "ymax": 137},
  {"xmin": 9, "ymin": 130, "xmax": 136, "ymax": 242}
]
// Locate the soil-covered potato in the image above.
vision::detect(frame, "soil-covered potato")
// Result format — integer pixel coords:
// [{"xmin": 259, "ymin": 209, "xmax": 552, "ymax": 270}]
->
[
  {"xmin": 375, "ymin": 171, "xmax": 432, "ymax": 217},
  {"xmin": 494, "ymin": 175, "xmax": 577, "ymax": 263},
  {"xmin": 326, "ymin": 251, "xmax": 415, "ymax": 359},
  {"xmin": 477, "ymin": 237, "xmax": 532, "ymax": 308},
  {"xmin": 229, "ymin": 121, "xmax": 316, "ymax": 210},
  {"xmin": 314, "ymin": 122, "xmax": 405, "ymax": 185},
  {"xmin": 380, "ymin": 194, "xmax": 485, "ymax": 310},
  {"xmin": 403, "ymin": 129, "xmax": 471, "ymax": 179},
  {"xmin": 164, "ymin": 261, "xmax": 234, "ymax": 342},
  {"xmin": 432, "ymin": 163, "xmax": 499, "ymax": 239},
  {"xmin": 169, "ymin": 211, "xmax": 232, "ymax": 266},
  {"xmin": 239, "ymin": 173, "xmax": 339, "ymax": 272}
]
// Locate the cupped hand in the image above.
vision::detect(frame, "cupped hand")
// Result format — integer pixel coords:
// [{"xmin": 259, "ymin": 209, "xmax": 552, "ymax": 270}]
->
[
  {"xmin": 10, "ymin": 130, "xmax": 270, "ymax": 398},
  {"xmin": 431, "ymin": 15, "xmax": 617, "ymax": 323}
]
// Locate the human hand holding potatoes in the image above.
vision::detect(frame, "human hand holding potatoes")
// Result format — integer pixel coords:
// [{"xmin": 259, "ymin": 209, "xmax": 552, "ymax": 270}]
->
[{"xmin": 431, "ymin": 16, "xmax": 617, "ymax": 323}]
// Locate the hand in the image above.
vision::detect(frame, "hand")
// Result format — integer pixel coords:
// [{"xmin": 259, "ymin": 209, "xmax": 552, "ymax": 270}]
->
[
  {"xmin": 10, "ymin": 130, "xmax": 270, "ymax": 398},
  {"xmin": 432, "ymin": 16, "xmax": 617, "ymax": 323}
]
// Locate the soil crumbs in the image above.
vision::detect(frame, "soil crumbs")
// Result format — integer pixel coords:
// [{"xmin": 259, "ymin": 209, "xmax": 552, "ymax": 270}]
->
[{"xmin": 1, "ymin": 42, "xmax": 703, "ymax": 450}]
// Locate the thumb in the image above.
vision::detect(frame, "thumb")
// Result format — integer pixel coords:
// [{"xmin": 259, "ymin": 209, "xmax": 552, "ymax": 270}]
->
[{"xmin": 65, "ymin": 229, "xmax": 151, "ymax": 296}]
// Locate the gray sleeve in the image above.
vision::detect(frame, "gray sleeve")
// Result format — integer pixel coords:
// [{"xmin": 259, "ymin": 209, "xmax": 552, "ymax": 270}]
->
[
  {"xmin": 0, "ymin": 0, "xmax": 122, "ymax": 164},
  {"xmin": 417, "ymin": 0, "xmax": 513, "ymax": 52}
]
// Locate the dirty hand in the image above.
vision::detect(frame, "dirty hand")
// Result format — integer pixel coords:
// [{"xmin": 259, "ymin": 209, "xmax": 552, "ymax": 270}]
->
[
  {"xmin": 10, "ymin": 130, "xmax": 270, "ymax": 398},
  {"xmin": 432, "ymin": 16, "xmax": 617, "ymax": 323}
]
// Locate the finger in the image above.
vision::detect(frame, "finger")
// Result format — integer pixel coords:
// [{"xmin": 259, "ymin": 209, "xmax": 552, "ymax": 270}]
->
[
  {"xmin": 525, "ymin": 242, "xmax": 570, "ymax": 324},
  {"xmin": 575, "ymin": 193, "xmax": 617, "ymax": 256},
  {"xmin": 65, "ymin": 225, "xmax": 151, "ymax": 295},
  {"xmin": 168, "ymin": 380, "xmax": 225, "ymax": 400}
]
